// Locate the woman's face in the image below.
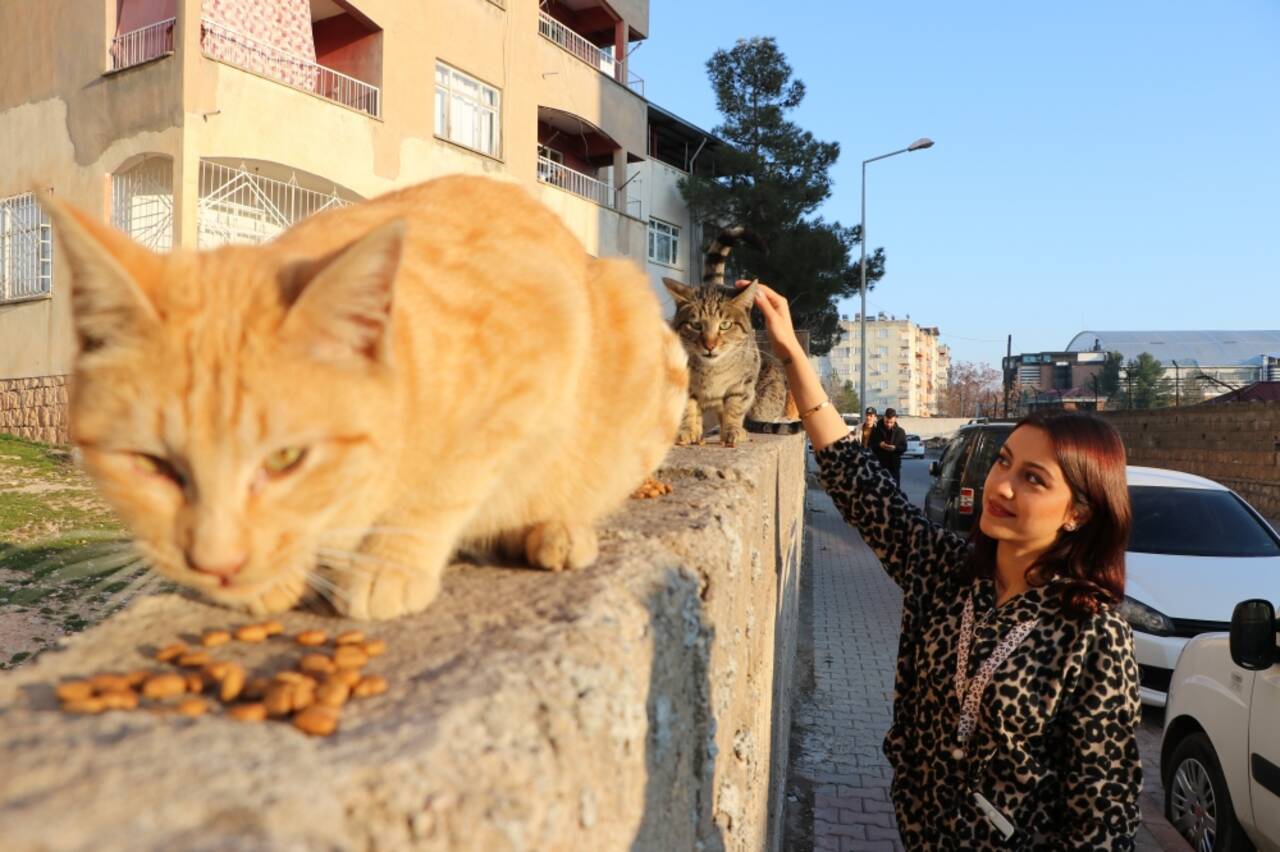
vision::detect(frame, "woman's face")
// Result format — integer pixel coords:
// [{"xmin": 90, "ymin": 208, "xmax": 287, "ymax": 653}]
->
[{"xmin": 979, "ymin": 425, "xmax": 1085, "ymax": 550}]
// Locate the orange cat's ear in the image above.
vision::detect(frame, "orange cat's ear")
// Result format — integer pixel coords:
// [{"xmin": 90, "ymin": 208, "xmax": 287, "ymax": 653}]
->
[
  {"xmin": 662, "ymin": 277, "xmax": 696, "ymax": 306},
  {"xmin": 36, "ymin": 190, "xmax": 161, "ymax": 356},
  {"xmin": 280, "ymin": 219, "xmax": 404, "ymax": 368}
]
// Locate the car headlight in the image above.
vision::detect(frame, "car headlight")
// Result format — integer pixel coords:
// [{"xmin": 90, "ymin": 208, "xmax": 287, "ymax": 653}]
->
[{"xmin": 1118, "ymin": 596, "xmax": 1175, "ymax": 636}]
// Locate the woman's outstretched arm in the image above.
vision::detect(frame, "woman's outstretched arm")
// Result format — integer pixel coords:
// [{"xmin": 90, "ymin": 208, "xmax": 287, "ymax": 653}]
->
[
  {"xmin": 747, "ymin": 280, "xmax": 849, "ymax": 451},
  {"xmin": 744, "ymin": 280, "xmax": 968, "ymax": 598}
]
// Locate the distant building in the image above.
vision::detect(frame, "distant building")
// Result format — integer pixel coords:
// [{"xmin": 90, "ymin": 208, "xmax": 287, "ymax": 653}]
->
[
  {"xmin": 817, "ymin": 314, "xmax": 951, "ymax": 416},
  {"xmin": 1066, "ymin": 330, "xmax": 1280, "ymax": 402},
  {"xmin": 1006, "ymin": 330, "xmax": 1280, "ymax": 410}
]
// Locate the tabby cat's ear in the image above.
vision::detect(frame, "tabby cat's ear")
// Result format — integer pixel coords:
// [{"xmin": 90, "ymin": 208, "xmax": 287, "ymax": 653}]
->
[
  {"xmin": 662, "ymin": 277, "xmax": 696, "ymax": 305},
  {"xmin": 281, "ymin": 219, "xmax": 404, "ymax": 368},
  {"xmin": 37, "ymin": 190, "xmax": 161, "ymax": 356},
  {"xmin": 730, "ymin": 279, "xmax": 758, "ymax": 310}
]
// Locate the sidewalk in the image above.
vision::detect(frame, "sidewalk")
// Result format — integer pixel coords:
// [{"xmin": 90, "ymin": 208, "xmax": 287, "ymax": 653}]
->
[{"xmin": 785, "ymin": 481, "xmax": 1187, "ymax": 850}]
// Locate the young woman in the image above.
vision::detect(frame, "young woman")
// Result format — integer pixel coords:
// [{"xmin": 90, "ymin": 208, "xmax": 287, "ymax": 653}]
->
[{"xmin": 745, "ymin": 280, "xmax": 1142, "ymax": 848}]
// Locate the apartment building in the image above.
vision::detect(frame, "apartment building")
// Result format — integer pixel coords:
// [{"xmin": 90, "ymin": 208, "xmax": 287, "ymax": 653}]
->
[
  {"xmin": 820, "ymin": 314, "xmax": 951, "ymax": 416},
  {"xmin": 0, "ymin": 0, "xmax": 727, "ymax": 442}
]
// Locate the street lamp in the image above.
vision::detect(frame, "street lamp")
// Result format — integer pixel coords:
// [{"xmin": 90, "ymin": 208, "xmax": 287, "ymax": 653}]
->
[{"xmin": 859, "ymin": 137, "xmax": 934, "ymax": 414}]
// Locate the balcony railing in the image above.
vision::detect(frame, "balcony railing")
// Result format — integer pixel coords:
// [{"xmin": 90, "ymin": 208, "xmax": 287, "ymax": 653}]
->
[
  {"xmin": 537, "ymin": 156, "xmax": 614, "ymax": 208},
  {"xmin": 110, "ymin": 17, "xmax": 176, "ymax": 71},
  {"xmin": 537, "ymin": 11, "xmax": 644, "ymax": 95},
  {"xmin": 200, "ymin": 19, "xmax": 381, "ymax": 118}
]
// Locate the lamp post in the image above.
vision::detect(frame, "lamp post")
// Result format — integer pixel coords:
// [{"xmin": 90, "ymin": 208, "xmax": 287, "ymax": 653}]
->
[{"xmin": 859, "ymin": 138, "xmax": 933, "ymax": 414}]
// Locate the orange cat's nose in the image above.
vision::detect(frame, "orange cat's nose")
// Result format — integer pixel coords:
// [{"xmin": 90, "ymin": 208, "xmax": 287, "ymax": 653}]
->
[{"xmin": 187, "ymin": 553, "xmax": 247, "ymax": 579}]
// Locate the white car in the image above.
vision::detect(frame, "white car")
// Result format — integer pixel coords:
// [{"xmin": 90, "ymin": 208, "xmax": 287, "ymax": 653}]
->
[
  {"xmin": 904, "ymin": 433, "xmax": 925, "ymax": 458},
  {"xmin": 1162, "ymin": 599, "xmax": 1280, "ymax": 851},
  {"xmin": 1118, "ymin": 466, "xmax": 1280, "ymax": 707}
]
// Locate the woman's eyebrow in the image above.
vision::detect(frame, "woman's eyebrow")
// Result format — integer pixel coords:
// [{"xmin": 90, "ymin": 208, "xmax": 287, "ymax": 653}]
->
[{"xmin": 1025, "ymin": 460, "xmax": 1055, "ymax": 480}]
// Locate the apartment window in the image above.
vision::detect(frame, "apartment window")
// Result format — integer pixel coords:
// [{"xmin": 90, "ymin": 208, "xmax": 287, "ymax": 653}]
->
[
  {"xmin": 0, "ymin": 192, "xmax": 53, "ymax": 303},
  {"xmin": 434, "ymin": 62, "xmax": 501, "ymax": 158},
  {"xmin": 877, "ymin": 347, "xmax": 889, "ymax": 358},
  {"xmin": 648, "ymin": 218, "xmax": 680, "ymax": 266},
  {"xmin": 878, "ymin": 328, "xmax": 889, "ymax": 338}
]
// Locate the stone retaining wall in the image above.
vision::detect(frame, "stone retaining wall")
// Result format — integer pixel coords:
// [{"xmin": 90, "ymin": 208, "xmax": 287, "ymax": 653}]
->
[
  {"xmin": 0, "ymin": 434, "xmax": 807, "ymax": 851},
  {"xmin": 1104, "ymin": 402, "xmax": 1280, "ymax": 523},
  {"xmin": 0, "ymin": 374, "xmax": 70, "ymax": 444}
]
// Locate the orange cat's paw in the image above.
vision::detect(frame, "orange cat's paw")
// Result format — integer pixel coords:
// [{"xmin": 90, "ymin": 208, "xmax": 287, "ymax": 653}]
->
[
  {"xmin": 525, "ymin": 522, "xmax": 598, "ymax": 572},
  {"xmin": 332, "ymin": 565, "xmax": 441, "ymax": 621}
]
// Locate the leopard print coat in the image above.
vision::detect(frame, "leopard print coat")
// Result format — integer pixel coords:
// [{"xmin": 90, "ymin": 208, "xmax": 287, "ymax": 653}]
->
[{"xmin": 815, "ymin": 435, "xmax": 1142, "ymax": 850}]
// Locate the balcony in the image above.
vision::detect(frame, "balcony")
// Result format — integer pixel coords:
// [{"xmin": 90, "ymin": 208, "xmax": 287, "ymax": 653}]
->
[
  {"xmin": 538, "ymin": 10, "xmax": 643, "ymax": 95},
  {"xmin": 110, "ymin": 17, "xmax": 176, "ymax": 72},
  {"xmin": 537, "ymin": 155, "xmax": 615, "ymax": 208},
  {"xmin": 200, "ymin": 3, "xmax": 382, "ymax": 118}
]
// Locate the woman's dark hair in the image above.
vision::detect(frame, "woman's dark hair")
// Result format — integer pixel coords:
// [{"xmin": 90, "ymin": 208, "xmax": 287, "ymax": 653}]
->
[{"xmin": 967, "ymin": 412, "xmax": 1131, "ymax": 618}]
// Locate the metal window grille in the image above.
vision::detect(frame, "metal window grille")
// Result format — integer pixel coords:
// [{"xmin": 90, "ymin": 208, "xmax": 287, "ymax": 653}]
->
[
  {"xmin": 110, "ymin": 17, "xmax": 176, "ymax": 71},
  {"xmin": 200, "ymin": 18, "xmax": 381, "ymax": 118},
  {"xmin": 0, "ymin": 192, "xmax": 53, "ymax": 303},
  {"xmin": 197, "ymin": 161, "xmax": 359, "ymax": 249},
  {"xmin": 112, "ymin": 157, "xmax": 174, "ymax": 251}
]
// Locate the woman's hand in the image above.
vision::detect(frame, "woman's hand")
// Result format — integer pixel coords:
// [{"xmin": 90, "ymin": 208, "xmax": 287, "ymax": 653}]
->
[{"xmin": 735, "ymin": 279, "xmax": 802, "ymax": 362}]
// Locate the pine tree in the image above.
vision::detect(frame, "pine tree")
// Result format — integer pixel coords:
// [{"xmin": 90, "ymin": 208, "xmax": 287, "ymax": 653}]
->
[{"xmin": 679, "ymin": 37, "xmax": 884, "ymax": 355}]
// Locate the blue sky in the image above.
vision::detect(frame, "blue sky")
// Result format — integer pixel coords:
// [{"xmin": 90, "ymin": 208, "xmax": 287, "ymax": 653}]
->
[{"xmin": 636, "ymin": 1, "xmax": 1280, "ymax": 368}]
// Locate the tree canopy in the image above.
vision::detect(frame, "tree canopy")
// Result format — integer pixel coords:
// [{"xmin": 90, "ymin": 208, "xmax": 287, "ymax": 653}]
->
[{"xmin": 679, "ymin": 37, "xmax": 884, "ymax": 355}]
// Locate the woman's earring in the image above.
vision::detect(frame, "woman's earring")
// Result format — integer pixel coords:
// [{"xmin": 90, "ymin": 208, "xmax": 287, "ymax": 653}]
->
[{"xmin": 1064, "ymin": 522, "xmax": 1077, "ymax": 532}]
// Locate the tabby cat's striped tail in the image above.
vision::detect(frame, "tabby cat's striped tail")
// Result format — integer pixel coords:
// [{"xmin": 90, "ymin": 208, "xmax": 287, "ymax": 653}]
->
[{"xmin": 702, "ymin": 226, "xmax": 766, "ymax": 286}]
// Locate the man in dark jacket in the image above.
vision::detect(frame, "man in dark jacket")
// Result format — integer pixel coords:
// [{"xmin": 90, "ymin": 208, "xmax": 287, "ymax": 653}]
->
[{"xmin": 870, "ymin": 407, "xmax": 908, "ymax": 486}]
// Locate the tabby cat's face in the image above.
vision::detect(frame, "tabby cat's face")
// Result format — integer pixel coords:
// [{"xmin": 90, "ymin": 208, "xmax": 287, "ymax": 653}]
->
[
  {"xmin": 663, "ymin": 279, "xmax": 757, "ymax": 363},
  {"xmin": 43, "ymin": 196, "xmax": 403, "ymax": 610}
]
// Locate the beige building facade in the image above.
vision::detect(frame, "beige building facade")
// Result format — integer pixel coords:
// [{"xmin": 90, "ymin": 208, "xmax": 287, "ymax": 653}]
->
[
  {"xmin": 0, "ymin": 0, "xmax": 722, "ymax": 442},
  {"xmin": 820, "ymin": 314, "xmax": 951, "ymax": 416}
]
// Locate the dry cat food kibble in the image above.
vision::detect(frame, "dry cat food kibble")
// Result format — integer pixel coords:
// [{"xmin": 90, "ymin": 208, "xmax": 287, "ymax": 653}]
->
[
  {"xmin": 295, "ymin": 630, "xmax": 327, "ymax": 647},
  {"xmin": 54, "ymin": 622, "xmax": 390, "ymax": 736},
  {"xmin": 201, "ymin": 630, "xmax": 232, "ymax": 647}
]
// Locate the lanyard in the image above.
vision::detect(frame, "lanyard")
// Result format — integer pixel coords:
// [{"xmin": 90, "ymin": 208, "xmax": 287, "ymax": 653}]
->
[{"xmin": 951, "ymin": 592, "xmax": 1038, "ymax": 760}]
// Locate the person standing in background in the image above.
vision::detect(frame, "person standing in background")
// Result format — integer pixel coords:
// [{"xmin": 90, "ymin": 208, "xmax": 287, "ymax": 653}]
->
[
  {"xmin": 871, "ymin": 407, "xmax": 908, "ymax": 486},
  {"xmin": 860, "ymin": 407, "xmax": 878, "ymax": 447}
]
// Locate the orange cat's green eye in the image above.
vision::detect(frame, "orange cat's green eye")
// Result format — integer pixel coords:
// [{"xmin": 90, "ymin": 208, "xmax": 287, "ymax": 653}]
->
[
  {"xmin": 263, "ymin": 446, "xmax": 307, "ymax": 476},
  {"xmin": 719, "ymin": 320, "xmax": 732, "ymax": 331}
]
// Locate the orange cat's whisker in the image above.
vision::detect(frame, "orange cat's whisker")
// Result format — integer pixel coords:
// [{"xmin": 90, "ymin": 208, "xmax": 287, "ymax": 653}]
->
[{"xmin": 315, "ymin": 546, "xmax": 419, "ymax": 577}]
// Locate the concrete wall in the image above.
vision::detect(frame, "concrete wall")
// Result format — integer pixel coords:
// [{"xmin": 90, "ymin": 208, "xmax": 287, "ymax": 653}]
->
[
  {"xmin": 0, "ymin": 434, "xmax": 807, "ymax": 852},
  {"xmin": 1104, "ymin": 403, "xmax": 1280, "ymax": 524}
]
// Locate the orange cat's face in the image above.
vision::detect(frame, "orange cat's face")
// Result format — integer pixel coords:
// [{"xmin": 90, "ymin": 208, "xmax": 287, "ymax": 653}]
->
[{"xmin": 43, "ymin": 196, "xmax": 405, "ymax": 612}]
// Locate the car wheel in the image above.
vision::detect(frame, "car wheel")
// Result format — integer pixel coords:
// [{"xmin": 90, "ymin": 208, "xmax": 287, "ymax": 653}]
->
[{"xmin": 1166, "ymin": 732, "xmax": 1251, "ymax": 852}]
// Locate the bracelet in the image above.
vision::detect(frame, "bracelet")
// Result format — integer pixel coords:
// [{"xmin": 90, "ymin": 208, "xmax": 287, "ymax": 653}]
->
[{"xmin": 798, "ymin": 399, "xmax": 831, "ymax": 420}]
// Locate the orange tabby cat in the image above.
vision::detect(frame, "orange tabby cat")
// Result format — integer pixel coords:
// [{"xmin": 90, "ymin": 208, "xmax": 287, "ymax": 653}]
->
[{"xmin": 40, "ymin": 175, "xmax": 688, "ymax": 620}]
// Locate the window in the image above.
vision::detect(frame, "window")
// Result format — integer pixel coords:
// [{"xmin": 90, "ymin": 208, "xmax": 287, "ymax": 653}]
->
[
  {"xmin": 0, "ymin": 192, "xmax": 52, "ymax": 303},
  {"xmin": 878, "ymin": 328, "xmax": 889, "ymax": 339},
  {"xmin": 434, "ymin": 62, "xmax": 501, "ymax": 158},
  {"xmin": 648, "ymin": 218, "xmax": 679, "ymax": 266},
  {"xmin": 1129, "ymin": 487, "xmax": 1280, "ymax": 558}
]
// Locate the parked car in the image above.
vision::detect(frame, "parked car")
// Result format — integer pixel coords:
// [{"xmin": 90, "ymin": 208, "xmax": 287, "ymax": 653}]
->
[
  {"xmin": 904, "ymin": 434, "xmax": 925, "ymax": 458},
  {"xmin": 925, "ymin": 422, "xmax": 1280, "ymax": 706},
  {"xmin": 923, "ymin": 421, "xmax": 1016, "ymax": 534},
  {"xmin": 1162, "ymin": 599, "xmax": 1280, "ymax": 851}
]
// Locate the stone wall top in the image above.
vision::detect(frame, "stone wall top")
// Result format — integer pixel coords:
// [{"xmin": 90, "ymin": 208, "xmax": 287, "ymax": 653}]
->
[{"xmin": 0, "ymin": 434, "xmax": 807, "ymax": 852}]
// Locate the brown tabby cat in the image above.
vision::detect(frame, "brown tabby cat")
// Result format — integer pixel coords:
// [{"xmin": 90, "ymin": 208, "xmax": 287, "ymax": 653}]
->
[
  {"xmin": 663, "ymin": 227, "xmax": 789, "ymax": 447},
  {"xmin": 39, "ymin": 176, "xmax": 688, "ymax": 620}
]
